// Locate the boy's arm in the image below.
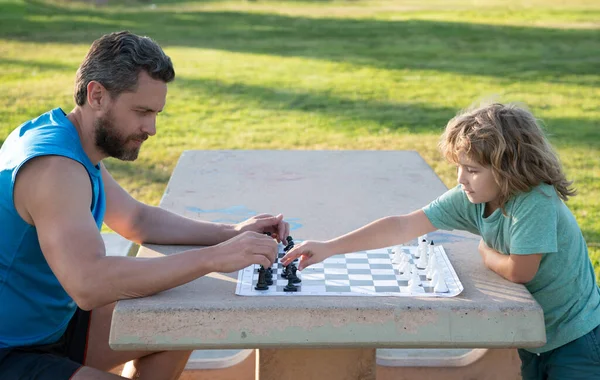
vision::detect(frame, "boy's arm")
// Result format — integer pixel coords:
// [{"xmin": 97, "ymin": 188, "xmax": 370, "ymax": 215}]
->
[
  {"xmin": 478, "ymin": 239, "xmax": 541, "ymax": 284},
  {"xmin": 327, "ymin": 210, "xmax": 436, "ymax": 254},
  {"xmin": 282, "ymin": 210, "xmax": 436, "ymax": 269},
  {"xmin": 14, "ymin": 156, "xmax": 278, "ymax": 310}
]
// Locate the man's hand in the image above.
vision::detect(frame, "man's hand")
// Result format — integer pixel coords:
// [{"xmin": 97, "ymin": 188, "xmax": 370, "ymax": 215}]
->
[
  {"xmin": 209, "ymin": 231, "xmax": 279, "ymax": 273},
  {"xmin": 234, "ymin": 213, "xmax": 289, "ymax": 243},
  {"xmin": 281, "ymin": 241, "xmax": 332, "ymax": 271}
]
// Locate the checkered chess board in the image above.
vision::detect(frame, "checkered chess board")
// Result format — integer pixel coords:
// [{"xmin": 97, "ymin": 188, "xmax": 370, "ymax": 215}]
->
[{"xmin": 235, "ymin": 244, "xmax": 464, "ymax": 297}]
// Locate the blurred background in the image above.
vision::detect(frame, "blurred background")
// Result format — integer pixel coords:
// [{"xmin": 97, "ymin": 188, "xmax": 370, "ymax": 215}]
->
[{"xmin": 0, "ymin": 0, "xmax": 598, "ymax": 282}]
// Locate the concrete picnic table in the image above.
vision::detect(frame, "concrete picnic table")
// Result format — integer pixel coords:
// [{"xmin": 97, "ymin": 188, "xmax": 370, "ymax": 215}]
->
[{"xmin": 109, "ymin": 150, "xmax": 545, "ymax": 380}]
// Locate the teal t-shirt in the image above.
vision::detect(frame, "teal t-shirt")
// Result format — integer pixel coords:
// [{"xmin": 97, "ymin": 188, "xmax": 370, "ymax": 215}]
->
[{"xmin": 423, "ymin": 184, "xmax": 600, "ymax": 353}]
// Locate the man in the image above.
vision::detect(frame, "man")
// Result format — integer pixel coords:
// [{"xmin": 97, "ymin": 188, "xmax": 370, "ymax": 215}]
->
[{"xmin": 0, "ymin": 31, "xmax": 287, "ymax": 379}]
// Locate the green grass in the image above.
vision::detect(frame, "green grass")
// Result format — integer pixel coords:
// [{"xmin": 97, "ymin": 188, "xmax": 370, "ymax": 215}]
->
[{"xmin": 0, "ymin": 0, "xmax": 598, "ymax": 282}]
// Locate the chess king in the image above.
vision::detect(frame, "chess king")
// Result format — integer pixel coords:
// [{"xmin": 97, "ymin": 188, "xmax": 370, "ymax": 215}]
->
[{"xmin": 282, "ymin": 103, "xmax": 600, "ymax": 380}]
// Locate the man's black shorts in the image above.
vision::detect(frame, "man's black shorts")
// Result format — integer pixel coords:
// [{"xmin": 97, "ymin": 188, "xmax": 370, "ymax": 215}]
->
[{"xmin": 0, "ymin": 308, "xmax": 91, "ymax": 379}]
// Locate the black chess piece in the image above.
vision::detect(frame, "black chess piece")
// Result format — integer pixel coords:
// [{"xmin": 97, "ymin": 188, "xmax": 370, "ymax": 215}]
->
[
  {"xmin": 283, "ymin": 275, "xmax": 298, "ymax": 292},
  {"xmin": 281, "ymin": 265, "xmax": 289, "ymax": 279},
  {"xmin": 284, "ymin": 235, "xmax": 295, "ymax": 252},
  {"xmin": 255, "ymin": 266, "xmax": 269, "ymax": 290},
  {"xmin": 265, "ymin": 267, "xmax": 273, "ymax": 285},
  {"xmin": 289, "ymin": 263, "xmax": 301, "ymax": 284}
]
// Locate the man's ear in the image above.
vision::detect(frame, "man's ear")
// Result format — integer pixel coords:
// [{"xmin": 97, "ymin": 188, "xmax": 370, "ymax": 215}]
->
[{"xmin": 86, "ymin": 81, "xmax": 107, "ymax": 111}]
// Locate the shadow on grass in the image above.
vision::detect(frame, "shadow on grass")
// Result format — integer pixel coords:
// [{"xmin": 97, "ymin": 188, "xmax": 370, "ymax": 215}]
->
[
  {"xmin": 173, "ymin": 76, "xmax": 600, "ymax": 145},
  {"xmin": 174, "ymin": 76, "xmax": 456, "ymax": 134},
  {"xmin": 103, "ymin": 157, "xmax": 172, "ymax": 185},
  {"xmin": 0, "ymin": 57, "xmax": 76, "ymax": 72},
  {"xmin": 541, "ymin": 116, "xmax": 600, "ymax": 148},
  {"xmin": 1, "ymin": 0, "xmax": 598, "ymax": 87}
]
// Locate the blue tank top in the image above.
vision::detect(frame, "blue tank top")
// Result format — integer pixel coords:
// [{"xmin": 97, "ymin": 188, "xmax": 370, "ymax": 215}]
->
[{"xmin": 0, "ymin": 108, "xmax": 106, "ymax": 348}]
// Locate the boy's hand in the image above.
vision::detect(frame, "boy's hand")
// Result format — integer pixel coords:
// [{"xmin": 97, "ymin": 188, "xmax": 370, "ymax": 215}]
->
[
  {"xmin": 478, "ymin": 238, "xmax": 490, "ymax": 266},
  {"xmin": 281, "ymin": 241, "xmax": 332, "ymax": 270}
]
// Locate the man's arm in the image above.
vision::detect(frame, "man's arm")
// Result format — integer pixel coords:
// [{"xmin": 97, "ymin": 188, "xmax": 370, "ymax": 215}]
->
[
  {"xmin": 101, "ymin": 165, "xmax": 236, "ymax": 245},
  {"xmin": 101, "ymin": 165, "xmax": 289, "ymax": 245},
  {"xmin": 14, "ymin": 156, "xmax": 278, "ymax": 310},
  {"xmin": 478, "ymin": 239, "xmax": 541, "ymax": 284}
]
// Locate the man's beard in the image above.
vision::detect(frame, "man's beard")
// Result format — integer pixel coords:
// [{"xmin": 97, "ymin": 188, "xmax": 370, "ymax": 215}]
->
[{"xmin": 94, "ymin": 111, "xmax": 148, "ymax": 161}]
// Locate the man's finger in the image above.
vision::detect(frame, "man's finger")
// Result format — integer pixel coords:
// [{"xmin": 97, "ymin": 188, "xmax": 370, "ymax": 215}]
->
[
  {"xmin": 283, "ymin": 222, "xmax": 290, "ymax": 242},
  {"xmin": 277, "ymin": 219, "xmax": 287, "ymax": 241},
  {"xmin": 253, "ymin": 213, "xmax": 272, "ymax": 219},
  {"xmin": 254, "ymin": 255, "xmax": 272, "ymax": 269},
  {"xmin": 257, "ymin": 214, "xmax": 282, "ymax": 227}
]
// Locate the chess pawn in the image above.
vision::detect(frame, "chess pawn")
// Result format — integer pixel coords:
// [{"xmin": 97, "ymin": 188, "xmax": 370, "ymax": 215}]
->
[
  {"xmin": 408, "ymin": 267, "xmax": 421, "ymax": 287},
  {"xmin": 399, "ymin": 259, "xmax": 410, "ymax": 274},
  {"xmin": 408, "ymin": 269, "xmax": 422, "ymax": 292},
  {"xmin": 403, "ymin": 252, "xmax": 412, "ymax": 264},
  {"xmin": 392, "ymin": 246, "xmax": 403, "ymax": 264},
  {"xmin": 433, "ymin": 270, "xmax": 449, "ymax": 293}
]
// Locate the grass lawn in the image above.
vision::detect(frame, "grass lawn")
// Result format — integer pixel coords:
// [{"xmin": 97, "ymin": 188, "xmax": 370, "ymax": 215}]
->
[{"xmin": 0, "ymin": 0, "xmax": 598, "ymax": 281}]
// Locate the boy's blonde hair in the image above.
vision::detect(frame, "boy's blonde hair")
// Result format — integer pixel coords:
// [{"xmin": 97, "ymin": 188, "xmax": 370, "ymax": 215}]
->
[{"xmin": 440, "ymin": 103, "xmax": 576, "ymax": 209}]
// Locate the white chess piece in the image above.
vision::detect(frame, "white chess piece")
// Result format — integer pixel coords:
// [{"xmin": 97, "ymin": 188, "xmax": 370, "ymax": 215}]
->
[
  {"xmin": 399, "ymin": 259, "xmax": 410, "ymax": 274},
  {"xmin": 392, "ymin": 246, "xmax": 403, "ymax": 263},
  {"xmin": 408, "ymin": 266, "xmax": 421, "ymax": 286},
  {"xmin": 408, "ymin": 268, "xmax": 422, "ymax": 292},
  {"xmin": 416, "ymin": 239, "xmax": 427, "ymax": 259},
  {"xmin": 432, "ymin": 270, "xmax": 449, "ymax": 293},
  {"xmin": 427, "ymin": 241, "xmax": 435, "ymax": 258},
  {"xmin": 416, "ymin": 247, "xmax": 428, "ymax": 269},
  {"xmin": 426, "ymin": 254, "xmax": 437, "ymax": 280}
]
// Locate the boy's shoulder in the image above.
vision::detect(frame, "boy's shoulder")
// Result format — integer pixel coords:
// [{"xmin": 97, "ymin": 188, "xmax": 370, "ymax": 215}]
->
[{"xmin": 510, "ymin": 183, "xmax": 558, "ymax": 211}]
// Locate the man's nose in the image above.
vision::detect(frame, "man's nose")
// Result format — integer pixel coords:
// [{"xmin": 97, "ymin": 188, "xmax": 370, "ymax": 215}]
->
[{"xmin": 141, "ymin": 117, "xmax": 157, "ymax": 137}]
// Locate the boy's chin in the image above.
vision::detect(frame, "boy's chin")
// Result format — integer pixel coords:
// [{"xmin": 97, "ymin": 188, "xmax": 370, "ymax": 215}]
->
[{"xmin": 465, "ymin": 194, "xmax": 483, "ymax": 204}]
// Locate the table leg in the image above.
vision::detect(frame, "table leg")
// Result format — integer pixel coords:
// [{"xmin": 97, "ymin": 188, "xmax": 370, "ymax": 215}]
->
[{"xmin": 257, "ymin": 348, "xmax": 376, "ymax": 380}]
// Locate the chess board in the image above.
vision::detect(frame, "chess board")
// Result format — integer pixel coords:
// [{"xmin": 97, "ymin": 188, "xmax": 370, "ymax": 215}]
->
[{"xmin": 235, "ymin": 243, "xmax": 464, "ymax": 297}]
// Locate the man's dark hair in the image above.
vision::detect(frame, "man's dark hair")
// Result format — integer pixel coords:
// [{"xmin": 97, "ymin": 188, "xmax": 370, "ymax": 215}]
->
[{"xmin": 74, "ymin": 31, "xmax": 175, "ymax": 106}]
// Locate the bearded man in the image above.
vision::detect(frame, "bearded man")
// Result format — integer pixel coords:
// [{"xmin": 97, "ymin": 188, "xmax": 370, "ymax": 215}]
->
[{"xmin": 0, "ymin": 31, "xmax": 287, "ymax": 380}]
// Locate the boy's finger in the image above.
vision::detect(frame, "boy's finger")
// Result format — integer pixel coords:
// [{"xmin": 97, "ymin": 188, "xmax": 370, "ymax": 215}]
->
[
  {"xmin": 298, "ymin": 254, "xmax": 315, "ymax": 271},
  {"xmin": 281, "ymin": 248, "xmax": 301, "ymax": 265}
]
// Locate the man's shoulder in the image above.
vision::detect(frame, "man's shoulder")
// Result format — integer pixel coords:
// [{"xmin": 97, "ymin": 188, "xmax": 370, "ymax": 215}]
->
[
  {"xmin": 3, "ymin": 108, "xmax": 78, "ymax": 156},
  {"xmin": 19, "ymin": 155, "xmax": 90, "ymax": 186}
]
